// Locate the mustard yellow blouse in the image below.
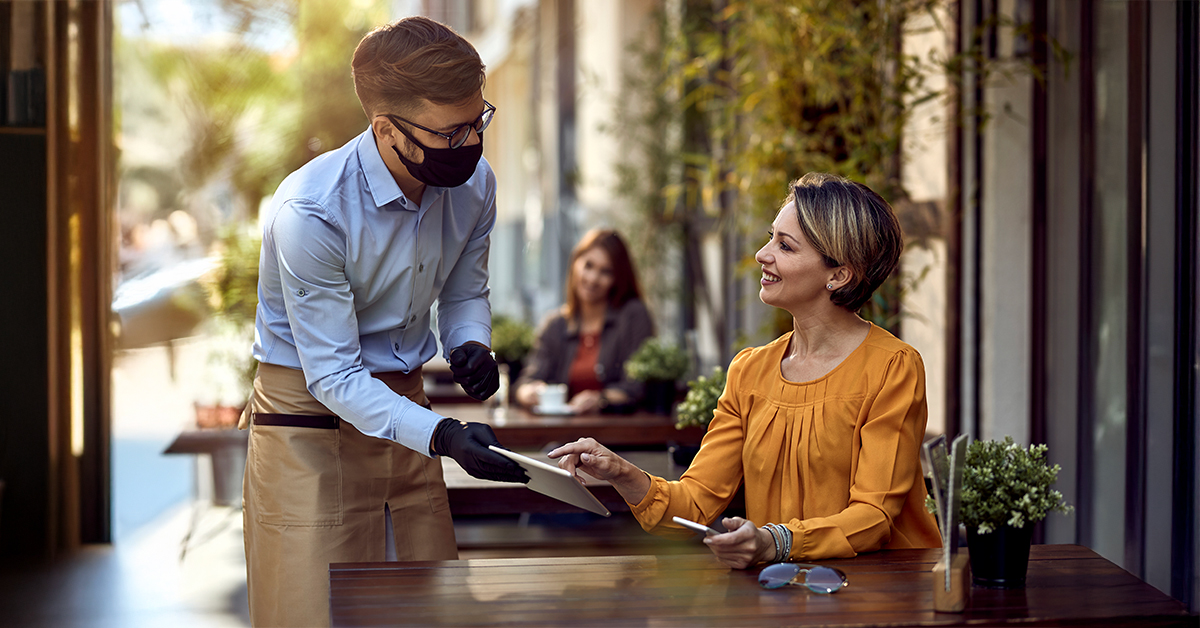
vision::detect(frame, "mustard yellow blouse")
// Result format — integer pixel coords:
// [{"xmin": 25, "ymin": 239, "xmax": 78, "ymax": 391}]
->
[{"xmin": 630, "ymin": 323, "xmax": 941, "ymax": 560}]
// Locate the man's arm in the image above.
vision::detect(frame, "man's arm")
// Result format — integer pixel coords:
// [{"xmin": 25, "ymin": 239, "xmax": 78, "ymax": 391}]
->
[
  {"xmin": 269, "ymin": 202, "xmax": 445, "ymax": 453},
  {"xmin": 438, "ymin": 169, "xmax": 499, "ymax": 399}
]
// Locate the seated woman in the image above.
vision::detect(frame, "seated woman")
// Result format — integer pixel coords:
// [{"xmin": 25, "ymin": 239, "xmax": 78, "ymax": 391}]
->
[
  {"xmin": 550, "ymin": 173, "xmax": 940, "ymax": 568},
  {"xmin": 514, "ymin": 228, "xmax": 654, "ymax": 414}
]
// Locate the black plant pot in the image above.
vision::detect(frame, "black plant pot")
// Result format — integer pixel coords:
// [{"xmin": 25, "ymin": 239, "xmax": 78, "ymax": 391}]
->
[
  {"xmin": 498, "ymin": 360, "xmax": 523, "ymax": 400},
  {"xmin": 670, "ymin": 444, "xmax": 701, "ymax": 468},
  {"xmin": 966, "ymin": 523, "xmax": 1035, "ymax": 588},
  {"xmin": 642, "ymin": 380, "xmax": 678, "ymax": 416}
]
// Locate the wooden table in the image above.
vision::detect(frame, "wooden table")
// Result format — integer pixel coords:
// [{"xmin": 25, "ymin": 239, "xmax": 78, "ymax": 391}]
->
[
  {"xmin": 434, "ymin": 403, "xmax": 707, "ymax": 450},
  {"xmin": 163, "ymin": 428, "xmax": 248, "ymax": 507},
  {"xmin": 329, "ymin": 545, "xmax": 1197, "ymax": 627}
]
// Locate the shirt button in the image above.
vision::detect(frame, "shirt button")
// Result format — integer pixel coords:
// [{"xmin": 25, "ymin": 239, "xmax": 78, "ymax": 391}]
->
[
  {"xmin": 394, "ymin": 343, "xmax": 400, "ymax": 350},
  {"xmin": 296, "ymin": 289, "xmax": 307, "ymax": 297},
  {"xmin": 410, "ymin": 315, "xmax": 416, "ymax": 323},
  {"xmin": 400, "ymin": 198, "xmax": 407, "ymax": 206},
  {"xmin": 419, "ymin": 263, "xmax": 424, "ymax": 272}
]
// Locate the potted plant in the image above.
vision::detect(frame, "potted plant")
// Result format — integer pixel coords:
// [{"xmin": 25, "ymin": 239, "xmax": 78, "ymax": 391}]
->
[
  {"xmin": 489, "ymin": 314, "xmax": 534, "ymax": 403},
  {"xmin": 197, "ymin": 224, "xmax": 261, "ymax": 428},
  {"xmin": 674, "ymin": 366, "xmax": 726, "ymax": 430},
  {"xmin": 491, "ymin": 314, "xmax": 534, "ymax": 375},
  {"xmin": 624, "ymin": 339, "xmax": 690, "ymax": 415},
  {"xmin": 670, "ymin": 366, "xmax": 726, "ymax": 466},
  {"xmin": 194, "ymin": 224, "xmax": 260, "ymax": 507},
  {"xmin": 956, "ymin": 436, "xmax": 1073, "ymax": 588}
]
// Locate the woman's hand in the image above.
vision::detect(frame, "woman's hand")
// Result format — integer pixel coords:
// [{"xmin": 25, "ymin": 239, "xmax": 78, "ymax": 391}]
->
[
  {"xmin": 547, "ymin": 438, "xmax": 650, "ymax": 504},
  {"xmin": 568, "ymin": 388, "xmax": 630, "ymax": 414},
  {"xmin": 568, "ymin": 390, "xmax": 603, "ymax": 414},
  {"xmin": 703, "ymin": 517, "xmax": 777, "ymax": 569},
  {"xmin": 514, "ymin": 380, "xmax": 546, "ymax": 408}
]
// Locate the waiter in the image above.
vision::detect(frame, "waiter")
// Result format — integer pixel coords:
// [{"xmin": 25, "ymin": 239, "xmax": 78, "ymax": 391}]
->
[{"xmin": 239, "ymin": 16, "xmax": 527, "ymax": 627}]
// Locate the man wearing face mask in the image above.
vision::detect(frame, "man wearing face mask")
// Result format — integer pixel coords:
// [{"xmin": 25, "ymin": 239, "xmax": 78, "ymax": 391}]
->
[{"xmin": 240, "ymin": 16, "xmax": 527, "ymax": 627}]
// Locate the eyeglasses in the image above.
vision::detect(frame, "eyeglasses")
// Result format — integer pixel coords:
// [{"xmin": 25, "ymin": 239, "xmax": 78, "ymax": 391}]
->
[
  {"xmin": 757, "ymin": 563, "xmax": 849, "ymax": 593},
  {"xmin": 384, "ymin": 100, "xmax": 496, "ymax": 149}
]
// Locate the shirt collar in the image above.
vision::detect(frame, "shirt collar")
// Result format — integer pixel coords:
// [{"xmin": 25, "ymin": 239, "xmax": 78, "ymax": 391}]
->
[{"xmin": 356, "ymin": 128, "xmax": 412, "ymax": 210}]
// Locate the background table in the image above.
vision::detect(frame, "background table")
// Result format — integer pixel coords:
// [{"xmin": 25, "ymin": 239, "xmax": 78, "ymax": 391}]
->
[
  {"xmin": 329, "ymin": 544, "xmax": 1197, "ymax": 627},
  {"xmin": 435, "ymin": 403, "xmax": 707, "ymax": 450}
]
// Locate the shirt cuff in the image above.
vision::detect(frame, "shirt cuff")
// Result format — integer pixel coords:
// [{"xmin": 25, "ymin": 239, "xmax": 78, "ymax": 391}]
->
[
  {"xmin": 392, "ymin": 400, "xmax": 445, "ymax": 458},
  {"xmin": 630, "ymin": 472, "xmax": 664, "ymax": 513},
  {"xmin": 442, "ymin": 323, "xmax": 492, "ymax": 357}
]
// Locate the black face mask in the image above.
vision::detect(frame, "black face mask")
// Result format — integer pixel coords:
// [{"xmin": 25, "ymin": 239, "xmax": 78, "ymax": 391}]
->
[{"xmin": 390, "ymin": 126, "xmax": 483, "ymax": 188}]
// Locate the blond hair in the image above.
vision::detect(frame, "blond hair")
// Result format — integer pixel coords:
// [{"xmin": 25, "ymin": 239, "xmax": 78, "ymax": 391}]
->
[
  {"xmin": 787, "ymin": 173, "xmax": 903, "ymax": 311},
  {"xmin": 351, "ymin": 16, "xmax": 485, "ymax": 119}
]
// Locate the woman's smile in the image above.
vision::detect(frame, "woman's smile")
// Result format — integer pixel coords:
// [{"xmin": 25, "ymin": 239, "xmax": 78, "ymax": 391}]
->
[{"xmin": 761, "ymin": 268, "xmax": 781, "ymax": 285}]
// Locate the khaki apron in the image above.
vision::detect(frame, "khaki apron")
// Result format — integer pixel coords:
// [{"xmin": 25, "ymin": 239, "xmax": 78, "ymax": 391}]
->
[{"xmin": 240, "ymin": 362, "xmax": 457, "ymax": 628}]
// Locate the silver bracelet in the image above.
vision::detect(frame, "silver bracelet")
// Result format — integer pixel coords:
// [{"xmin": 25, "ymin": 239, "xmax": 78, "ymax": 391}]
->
[
  {"xmin": 769, "ymin": 523, "xmax": 792, "ymax": 562},
  {"xmin": 763, "ymin": 525, "xmax": 781, "ymax": 562}
]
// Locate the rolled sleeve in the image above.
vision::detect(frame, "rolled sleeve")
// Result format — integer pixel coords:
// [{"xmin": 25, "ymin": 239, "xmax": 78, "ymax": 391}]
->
[{"xmin": 270, "ymin": 202, "xmax": 439, "ymax": 455}]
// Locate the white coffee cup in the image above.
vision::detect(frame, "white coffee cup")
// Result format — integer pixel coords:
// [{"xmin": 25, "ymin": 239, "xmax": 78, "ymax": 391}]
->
[{"xmin": 541, "ymin": 384, "xmax": 567, "ymax": 409}]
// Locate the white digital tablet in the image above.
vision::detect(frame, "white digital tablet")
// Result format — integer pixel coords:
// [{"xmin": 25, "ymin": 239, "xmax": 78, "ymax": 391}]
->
[{"xmin": 488, "ymin": 446, "xmax": 612, "ymax": 517}]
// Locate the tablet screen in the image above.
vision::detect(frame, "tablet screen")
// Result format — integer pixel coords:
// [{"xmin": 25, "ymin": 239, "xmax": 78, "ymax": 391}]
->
[{"xmin": 488, "ymin": 446, "xmax": 612, "ymax": 517}]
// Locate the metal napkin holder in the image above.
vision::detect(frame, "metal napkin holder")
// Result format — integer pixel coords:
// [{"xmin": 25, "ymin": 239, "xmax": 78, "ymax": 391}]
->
[{"xmin": 923, "ymin": 433, "xmax": 970, "ymax": 612}]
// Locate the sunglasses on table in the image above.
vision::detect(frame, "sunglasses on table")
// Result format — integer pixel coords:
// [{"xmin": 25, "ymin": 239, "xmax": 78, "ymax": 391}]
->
[{"xmin": 757, "ymin": 563, "xmax": 849, "ymax": 593}]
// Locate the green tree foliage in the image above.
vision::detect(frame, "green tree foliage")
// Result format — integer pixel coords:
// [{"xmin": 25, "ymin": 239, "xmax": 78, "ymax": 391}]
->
[
  {"xmin": 286, "ymin": 0, "xmax": 390, "ymax": 177},
  {"xmin": 612, "ymin": 0, "xmax": 944, "ymax": 337},
  {"xmin": 129, "ymin": 0, "xmax": 389, "ymax": 225},
  {"xmin": 144, "ymin": 40, "xmax": 294, "ymax": 215}
]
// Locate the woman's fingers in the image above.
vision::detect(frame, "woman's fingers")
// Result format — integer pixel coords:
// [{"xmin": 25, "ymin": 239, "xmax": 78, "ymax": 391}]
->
[
  {"xmin": 548, "ymin": 438, "xmax": 627, "ymax": 482},
  {"xmin": 547, "ymin": 437, "xmax": 599, "ymax": 460},
  {"xmin": 549, "ymin": 438, "xmax": 599, "ymax": 478},
  {"xmin": 704, "ymin": 518, "xmax": 761, "ymax": 569}
]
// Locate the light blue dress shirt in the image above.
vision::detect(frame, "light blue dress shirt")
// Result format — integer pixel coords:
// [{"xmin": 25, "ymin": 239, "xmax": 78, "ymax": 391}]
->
[{"xmin": 253, "ymin": 128, "xmax": 494, "ymax": 456}]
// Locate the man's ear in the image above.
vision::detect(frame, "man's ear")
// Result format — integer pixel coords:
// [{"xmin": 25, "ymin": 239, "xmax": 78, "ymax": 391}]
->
[{"xmin": 371, "ymin": 115, "xmax": 397, "ymax": 144}]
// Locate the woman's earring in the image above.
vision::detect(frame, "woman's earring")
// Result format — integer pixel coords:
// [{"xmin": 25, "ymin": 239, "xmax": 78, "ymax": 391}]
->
[{"xmin": 826, "ymin": 284, "xmax": 833, "ymax": 290}]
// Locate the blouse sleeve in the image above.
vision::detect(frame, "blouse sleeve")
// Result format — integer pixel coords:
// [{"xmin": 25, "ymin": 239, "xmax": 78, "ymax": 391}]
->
[
  {"xmin": 628, "ymin": 347, "xmax": 754, "ymax": 538},
  {"xmin": 786, "ymin": 349, "xmax": 930, "ymax": 560}
]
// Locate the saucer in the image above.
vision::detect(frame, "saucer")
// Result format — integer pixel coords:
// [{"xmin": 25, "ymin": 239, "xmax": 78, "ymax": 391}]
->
[{"xmin": 534, "ymin": 404, "xmax": 574, "ymax": 416}]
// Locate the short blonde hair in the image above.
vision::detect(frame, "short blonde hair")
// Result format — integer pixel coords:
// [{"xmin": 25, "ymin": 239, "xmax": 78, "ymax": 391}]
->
[
  {"xmin": 351, "ymin": 16, "xmax": 485, "ymax": 119},
  {"xmin": 786, "ymin": 173, "xmax": 903, "ymax": 311}
]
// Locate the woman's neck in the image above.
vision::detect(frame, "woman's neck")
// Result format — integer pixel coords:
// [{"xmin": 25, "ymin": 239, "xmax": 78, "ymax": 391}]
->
[
  {"xmin": 778, "ymin": 309, "xmax": 870, "ymax": 383},
  {"xmin": 787, "ymin": 308, "xmax": 869, "ymax": 361},
  {"xmin": 577, "ymin": 300, "xmax": 608, "ymax": 333}
]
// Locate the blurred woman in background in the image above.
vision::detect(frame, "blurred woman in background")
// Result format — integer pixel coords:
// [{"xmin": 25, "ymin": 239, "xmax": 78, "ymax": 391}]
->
[{"xmin": 514, "ymin": 228, "xmax": 654, "ymax": 414}]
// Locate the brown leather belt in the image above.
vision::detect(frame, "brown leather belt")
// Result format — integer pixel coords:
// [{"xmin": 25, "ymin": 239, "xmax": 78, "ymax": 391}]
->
[{"xmin": 252, "ymin": 413, "xmax": 340, "ymax": 429}]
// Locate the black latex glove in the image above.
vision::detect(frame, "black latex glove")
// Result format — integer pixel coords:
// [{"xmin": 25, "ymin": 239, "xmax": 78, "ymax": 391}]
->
[
  {"xmin": 431, "ymin": 418, "xmax": 529, "ymax": 483},
  {"xmin": 448, "ymin": 342, "xmax": 500, "ymax": 401}
]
